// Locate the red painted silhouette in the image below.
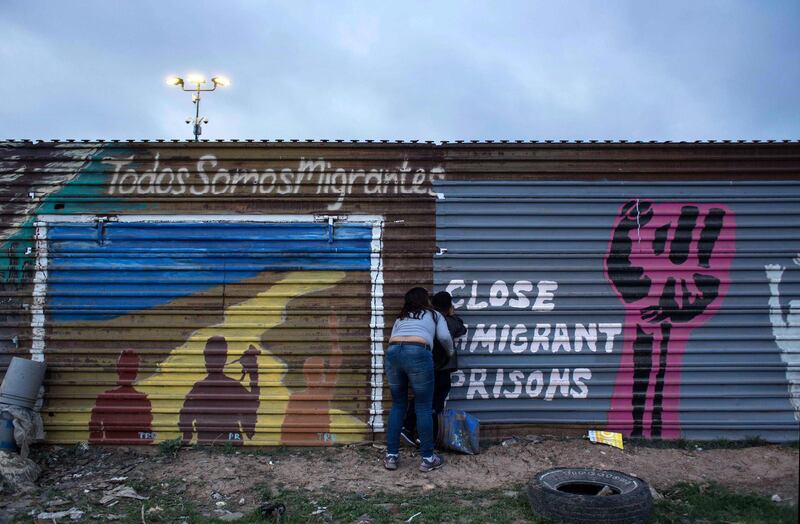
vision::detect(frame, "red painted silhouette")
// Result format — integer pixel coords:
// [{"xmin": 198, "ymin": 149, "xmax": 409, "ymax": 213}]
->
[
  {"xmin": 605, "ymin": 201, "xmax": 735, "ymax": 438},
  {"xmin": 281, "ymin": 312, "xmax": 343, "ymax": 444},
  {"xmin": 178, "ymin": 336, "xmax": 260, "ymax": 445},
  {"xmin": 89, "ymin": 349, "xmax": 154, "ymax": 444}
]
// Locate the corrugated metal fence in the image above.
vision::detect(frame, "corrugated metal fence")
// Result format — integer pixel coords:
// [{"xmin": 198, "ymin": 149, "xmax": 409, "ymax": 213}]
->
[
  {"xmin": 436, "ymin": 180, "xmax": 800, "ymax": 441},
  {"xmin": 1, "ymin": 140, "xmax": 799, "ymax": 444}
]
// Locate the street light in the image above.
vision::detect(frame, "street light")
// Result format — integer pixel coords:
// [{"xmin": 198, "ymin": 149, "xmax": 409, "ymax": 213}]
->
[{"xmin": 166, "ymin": 74, "xmax": 229, "ymax": 141}]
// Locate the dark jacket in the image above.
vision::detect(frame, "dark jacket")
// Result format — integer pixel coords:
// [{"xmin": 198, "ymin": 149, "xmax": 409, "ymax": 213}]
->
[{"xmin": 433, "ymin": 314, "xmax": 466, "ymax": 371}]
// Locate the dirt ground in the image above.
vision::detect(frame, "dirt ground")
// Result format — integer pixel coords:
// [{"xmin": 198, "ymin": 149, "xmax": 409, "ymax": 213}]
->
[{"xmin": 3, "ymin": 438, "xmax": 799, "ymax": 521}]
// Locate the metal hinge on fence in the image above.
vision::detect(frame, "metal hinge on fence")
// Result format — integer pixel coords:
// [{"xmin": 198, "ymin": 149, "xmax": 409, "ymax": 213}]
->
[
  {"xmin": 93, "ymin": 215, "xmax": 118, "ymax": 246},
  {"xmin": 314, "ymin": 214, "xmax": 349, "ymax": 243}
]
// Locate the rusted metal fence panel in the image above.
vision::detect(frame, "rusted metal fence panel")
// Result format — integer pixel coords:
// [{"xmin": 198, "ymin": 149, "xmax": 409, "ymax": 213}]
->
[{"xmin": 0, "ymin": 141, "xmax": 444, "ymax": 445}]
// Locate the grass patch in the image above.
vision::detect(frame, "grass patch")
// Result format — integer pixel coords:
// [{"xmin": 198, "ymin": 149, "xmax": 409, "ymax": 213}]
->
[
  {"xmin": 16, "ymin": 480, "xmax": 795, "ymax": 523},
  {"xmin": 626, "ymin": 436, "xmax": 780, "ymax": 450},
  {"xmin": 245, "ymin": 483, "xmax": 537, "ymax": 524},
  {"xmin": 157, "ymin": 437, "xmax": 183, "ymax": 458},
  {"xmin": 114, "ymin": 478, "xmax": 204, "ymax": 523},
  {"xmin": 652, "ymin": 482, "xmax": 798, "ymax": 524}
]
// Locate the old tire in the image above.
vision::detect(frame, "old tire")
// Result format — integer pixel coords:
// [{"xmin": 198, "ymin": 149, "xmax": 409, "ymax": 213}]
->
[{"xmin": 527, "ymin": 468, "xmax": 653, "ymax": 524}]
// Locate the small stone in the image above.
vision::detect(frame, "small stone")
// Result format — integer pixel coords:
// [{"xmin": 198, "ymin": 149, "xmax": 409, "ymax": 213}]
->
[
  {"xmin": 422, "ymin": 483, "xmax": 435, "ymax": 491},
  {"xmin": 238, "ymin": 497, "xmax": 245, "ymax": 504},
  {"xmin": 649, "ymin": 487, "xmax": 664, "ymax": 501},
  {"xmin": 772, "ymin": 494, "xmax": 782, "ymax": 503},
  {"xmin": 216, "ymin": 501, "xmax": 227, "ymax": 508}
]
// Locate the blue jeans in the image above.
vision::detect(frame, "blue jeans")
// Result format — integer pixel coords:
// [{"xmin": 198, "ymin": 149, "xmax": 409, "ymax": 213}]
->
[{"xmin": 386, "ymin": 343, "xmax": 435, "ymax": 457}]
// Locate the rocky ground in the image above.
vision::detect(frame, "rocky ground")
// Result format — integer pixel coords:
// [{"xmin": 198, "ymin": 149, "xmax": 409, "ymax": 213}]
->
[{"xmin": 1, "ymin": 437, "xmax": 798, "ymax": 523}]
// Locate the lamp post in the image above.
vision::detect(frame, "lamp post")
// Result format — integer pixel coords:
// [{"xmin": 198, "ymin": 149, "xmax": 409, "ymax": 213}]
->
[{"xmin": 166, "ymin": 74, "xmax": 229, "ymax": 141}]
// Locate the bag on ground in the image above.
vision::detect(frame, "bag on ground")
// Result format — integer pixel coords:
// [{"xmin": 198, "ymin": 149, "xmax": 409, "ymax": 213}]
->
[{"xmin": 437, "ymin": 408, "xmax": 480, "ymax": 455}]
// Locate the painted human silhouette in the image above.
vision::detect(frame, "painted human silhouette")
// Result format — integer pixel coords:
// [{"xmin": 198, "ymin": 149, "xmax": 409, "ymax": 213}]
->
[
  {"xmin": 178, "ymin": 336, "xmax": 260, "ymax": 445},
  {"xmin": 605, "ymin": 200, "xmax": 735, "ymax": 438},
  {"xmin": 89, "ymin": 349, "xmax": 153, "ymax": 443},
  {"xmin": 765, "ymin": 257, "xmax": 800, "ymax": 421},
  {"xmin": 281, "ymin": 312, "xmax": 343, "ymax": 444}
]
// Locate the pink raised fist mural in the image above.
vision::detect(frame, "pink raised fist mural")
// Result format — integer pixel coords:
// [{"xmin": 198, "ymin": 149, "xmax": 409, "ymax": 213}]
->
[{"xmin": 605, "ymin": 200, "xmax": 735, "ymax": 438}]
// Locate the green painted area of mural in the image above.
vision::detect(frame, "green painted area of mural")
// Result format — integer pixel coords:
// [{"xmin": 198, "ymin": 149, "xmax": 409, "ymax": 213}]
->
[{"xmin": 0, "ymin": 147, "xmax": 146, "ymax": 284}]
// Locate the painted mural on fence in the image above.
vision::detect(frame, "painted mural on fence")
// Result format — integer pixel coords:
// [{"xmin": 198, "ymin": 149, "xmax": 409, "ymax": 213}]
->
[
  {"xmin": 765, "ymin": 257, "xmax": 800, "ymax": 421},
  {"xmin": 3, "ymin": 143, "xmax": 799, "ymax": 443},
  {"xmin": 42, "ymin": 220, "xmax": 375, "ymax": 445},
  {"xmin": 1, "ymin": 144, "xmax": 459, "ymax": 444},
  {"xmin": 604, "ymin": 200, "xmax": 734, "ymax": 439},
  {"xmin": 104, "ymin": 153, "xmax": 445, "ymax": 211},
  {"xmin": 435, "ymin": 180, "xmax": 800, "ymax": 440}
]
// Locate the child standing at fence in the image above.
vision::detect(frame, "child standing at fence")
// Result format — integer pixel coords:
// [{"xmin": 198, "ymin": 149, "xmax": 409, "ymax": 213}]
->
[{"xmin": 401, "ymin": 291, "xmax": 467, "ymax": 448}]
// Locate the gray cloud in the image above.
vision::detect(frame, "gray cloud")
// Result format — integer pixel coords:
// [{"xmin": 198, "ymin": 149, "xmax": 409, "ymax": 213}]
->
[{"xmin": 1, "ymin": 0, "xmax": 798, "ymax": 141}]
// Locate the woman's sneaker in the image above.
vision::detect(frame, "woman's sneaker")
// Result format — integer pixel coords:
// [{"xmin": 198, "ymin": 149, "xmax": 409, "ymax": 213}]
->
[
  {"xmin": 384, "ymin": 454, "xmax": 398, "ymax": 471},
  {"xmin": 419, "ymin": 454, "xmax": 444, "ymax": 472}
]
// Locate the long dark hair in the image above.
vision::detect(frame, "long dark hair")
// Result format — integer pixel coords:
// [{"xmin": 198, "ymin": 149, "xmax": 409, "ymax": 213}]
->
[{"xmin": 398, "ymin": 287, "xmax": 434, "ymax": 320}]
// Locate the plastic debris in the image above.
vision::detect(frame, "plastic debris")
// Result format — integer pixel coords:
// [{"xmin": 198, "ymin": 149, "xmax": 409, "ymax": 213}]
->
[
  {"xmin": 588, "ymin": 430, "xmax": 624, "ymax": 450},
  {"xmin": 0, "ymin": 403, "xmax": 45, "ymax": 459},
  {"xmin": 0, "ymin": 450, "xmax": 41, "ymax": 492},
  {"xmin": 99, "ymin": 485, "xmax": 149, "ymax": 505},
  {"xmin": 35, "ymin": 507, "xmax": 84, "ymax": 522},
  {"xmin": 597, "ymin": 485, "xmax": 615, "ymax": 496}
]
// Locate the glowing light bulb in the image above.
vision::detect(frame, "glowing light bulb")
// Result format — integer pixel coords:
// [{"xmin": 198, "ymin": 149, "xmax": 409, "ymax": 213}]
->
[
  {"xmin": 186, "ymin": 73, "xmax": 206, "ymax": 84},
  {"xmin": 211, "ymin": 76, "xmax": 230, "ymax": 87}
]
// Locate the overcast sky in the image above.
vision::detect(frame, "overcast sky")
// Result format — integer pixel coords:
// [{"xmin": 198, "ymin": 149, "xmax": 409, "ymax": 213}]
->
[{"xmin": 1, "ymin": 1, "xmax": 798, "ymax": 141}]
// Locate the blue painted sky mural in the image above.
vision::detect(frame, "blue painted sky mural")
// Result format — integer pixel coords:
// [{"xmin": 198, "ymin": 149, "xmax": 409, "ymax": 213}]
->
[{"xmin": 46, "ymin": 222, "xmax": 373, "ymax": 321}]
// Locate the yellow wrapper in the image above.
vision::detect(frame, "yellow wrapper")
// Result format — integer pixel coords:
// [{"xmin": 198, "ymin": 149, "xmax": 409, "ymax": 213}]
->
[{"xmin": 588, "ymin": 430, "xmax": 624, "ymax": 449}]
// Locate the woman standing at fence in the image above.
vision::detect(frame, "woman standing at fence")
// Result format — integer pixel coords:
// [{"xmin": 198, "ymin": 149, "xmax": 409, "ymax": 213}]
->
[{"xmin": 383, "ymin": 287, "xmax": 454, "ymax": 472}]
